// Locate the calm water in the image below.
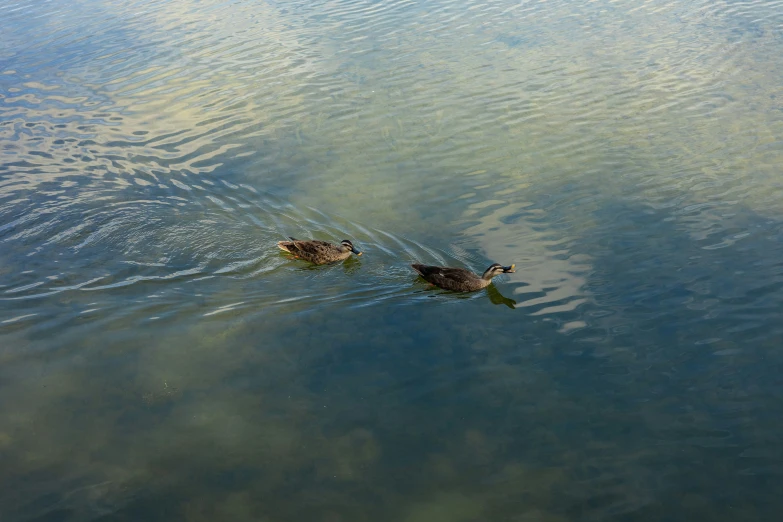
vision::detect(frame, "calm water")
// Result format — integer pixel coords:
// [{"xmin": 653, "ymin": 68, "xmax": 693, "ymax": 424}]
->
[{"xmin": 2, "ymin": 0, "xmax": 783, "ymax": 520}]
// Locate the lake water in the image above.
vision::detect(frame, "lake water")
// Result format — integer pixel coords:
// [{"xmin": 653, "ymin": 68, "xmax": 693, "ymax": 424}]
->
[{"xmin": 2, "ymin": 0, "xmax": 783, "ymax": 520}]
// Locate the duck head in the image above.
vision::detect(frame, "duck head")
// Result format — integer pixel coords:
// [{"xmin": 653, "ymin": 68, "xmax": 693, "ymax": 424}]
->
[
  {"xmin": 341, "ymin": 239, "xmax": 362, "ymax": 256},
  {"xmin": 481, "ymin": 263, "xmax": 515, "ymax": 280}
]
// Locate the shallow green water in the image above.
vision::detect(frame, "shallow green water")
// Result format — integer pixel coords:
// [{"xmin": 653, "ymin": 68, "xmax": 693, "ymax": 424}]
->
[{"xmin": 2, "ymin": 0, "xmax": 783, "ymax": 520}]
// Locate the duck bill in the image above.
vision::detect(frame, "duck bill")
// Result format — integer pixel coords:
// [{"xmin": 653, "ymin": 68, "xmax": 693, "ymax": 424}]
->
[
  {"xmin": 352, "ymin": 248, "xmax": 362, "ymax": 256},
  {"xmin": 502, "ymin": 264, "xmax": 515, "ymax": 273}
]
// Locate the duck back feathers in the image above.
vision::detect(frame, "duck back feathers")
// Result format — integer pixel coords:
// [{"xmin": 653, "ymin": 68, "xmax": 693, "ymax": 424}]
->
[
  {"xmin": 411, "ymin": 264, "xmax": 491, "ymax": 292},
  {"xmin": 277, "ymin": 237, "xmax": 356, "ymax": 265}
]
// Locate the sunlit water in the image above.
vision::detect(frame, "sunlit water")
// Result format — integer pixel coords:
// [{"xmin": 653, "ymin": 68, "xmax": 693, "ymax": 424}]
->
[{"xmin": 2, "ymin": 0, "xmax": 783, "ymax": 520}]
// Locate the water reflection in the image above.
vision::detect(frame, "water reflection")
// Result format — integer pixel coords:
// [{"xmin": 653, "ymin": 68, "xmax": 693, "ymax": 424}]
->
[
  {"xmin": 487, "ymin": 285, "xmax": 516, "ymax": 309},
  {"xmin": 3, "ymin": 0, "xmax": 783, "ymax": 520}
]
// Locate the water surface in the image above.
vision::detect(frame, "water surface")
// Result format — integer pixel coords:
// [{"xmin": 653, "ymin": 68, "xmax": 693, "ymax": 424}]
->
[{"xmin": 2, "ymin": 0, "xmax": 783, "ymax": 520}]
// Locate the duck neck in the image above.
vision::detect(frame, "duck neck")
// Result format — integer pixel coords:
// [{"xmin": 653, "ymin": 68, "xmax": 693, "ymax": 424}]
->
[{"xmin": 481, "ymin": 269, "xmax": 497, "ymax": 281}]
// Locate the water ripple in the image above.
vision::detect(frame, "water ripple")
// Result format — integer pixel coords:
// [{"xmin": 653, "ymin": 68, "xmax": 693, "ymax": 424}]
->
[
  {"xmin": 2, "ymin": 1, "xmax": 783, "ymax": 518},
  {"xmin": 0, "ymin": 171, "xmax": 520, "ymax": 332}
]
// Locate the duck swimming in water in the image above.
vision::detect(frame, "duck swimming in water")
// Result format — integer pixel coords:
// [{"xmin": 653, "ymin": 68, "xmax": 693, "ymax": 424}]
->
[
  {"xmin": 277, "ymin": 237, "xmax": 362, "ymax": 265},
  {"xmin": 411, "ymin": 262, "xmax": 515, "ymax": 292}
]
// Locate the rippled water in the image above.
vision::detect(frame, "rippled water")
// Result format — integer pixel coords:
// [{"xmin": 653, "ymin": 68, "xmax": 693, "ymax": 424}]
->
[{"xmin": 2, "ymin": 0, "xmax": 783, "ymax": 519}]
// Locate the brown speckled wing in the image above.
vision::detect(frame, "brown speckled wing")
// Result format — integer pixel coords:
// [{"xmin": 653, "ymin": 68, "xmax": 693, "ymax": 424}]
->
[
  {"xmin": 286, "ymin": 240, "xmax": 344, "ymax": 264},
  {"xmin": 294, "ymin": 240, "xmax": 332, "ymax": 257}
]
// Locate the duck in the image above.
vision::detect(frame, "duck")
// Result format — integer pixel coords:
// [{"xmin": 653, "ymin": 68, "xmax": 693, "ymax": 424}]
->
[
  {"xmin": 277, "ymin": 237, "xmax": 362, "ymax": 265},
  {"xmin": 411, "ymin": 262, "xmax": 515, "ymax": 292}
]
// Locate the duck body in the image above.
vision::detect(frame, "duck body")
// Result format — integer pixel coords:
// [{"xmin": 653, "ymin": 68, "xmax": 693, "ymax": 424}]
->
[
  {"xmin": 411, "ymin": 262, "xmax": 515, "ymax": 292},
  {"xmin": 277, "ymin": 237, "xmax": 362, "ymax": 265}
]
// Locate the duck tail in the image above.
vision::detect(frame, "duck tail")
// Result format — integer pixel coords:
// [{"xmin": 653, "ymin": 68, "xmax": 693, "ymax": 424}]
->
[
  {"xmin": 277, "ymin": 241, "xmax": 295, "ymax": 253},
  {"xmin": 411, "ymin": 264, "xmax": 426, "ymax": 276}
]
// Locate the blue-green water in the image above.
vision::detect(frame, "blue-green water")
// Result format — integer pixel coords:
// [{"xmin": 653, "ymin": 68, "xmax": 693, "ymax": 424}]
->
[{"xmin": 2, "ymin": 0, "xmax": 783, "ymax": 520}]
